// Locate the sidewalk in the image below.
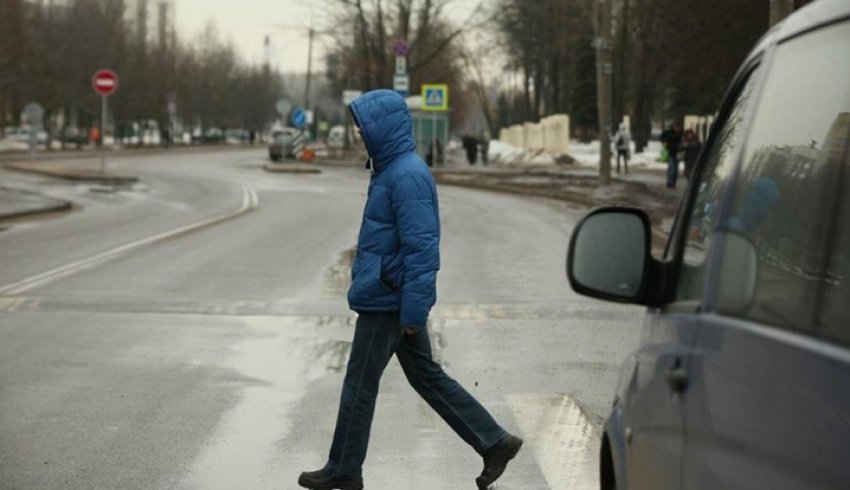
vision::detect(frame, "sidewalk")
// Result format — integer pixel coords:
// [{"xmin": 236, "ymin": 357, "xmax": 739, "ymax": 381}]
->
[
  {"xmin": 433, "ymin": 146, "xmax": 686, "ymax": 243},
  {"xmin": 0, "ymin": 157, "xmax": 139, "ymax": 223}
]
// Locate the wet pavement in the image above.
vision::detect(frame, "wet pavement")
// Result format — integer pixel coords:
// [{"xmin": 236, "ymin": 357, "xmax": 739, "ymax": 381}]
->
[{"xmin": 0, "ymin": 149, "xmax": 644, "ymax": 489}]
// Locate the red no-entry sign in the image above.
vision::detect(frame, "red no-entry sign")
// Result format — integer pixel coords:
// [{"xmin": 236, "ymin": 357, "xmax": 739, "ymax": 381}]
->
[{"xmin": 92, "ymin": 69, "xmax": 119, "ymax": 97}]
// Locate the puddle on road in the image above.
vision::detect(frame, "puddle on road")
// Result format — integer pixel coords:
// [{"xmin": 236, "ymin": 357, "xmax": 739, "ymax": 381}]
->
[
  {"xmin": 178, "ymin": 310, "xmax": 456, "ymax": 489},
  {"xmin": 507, "ymin": 393, "xmax": 598, "ymax": 490},
  {"xmin": 179, "ymin": 315, "xmax": 355, "ymax": 489},
  {"xmin": 321, "ymin": 247, "xmax": 355, "ymax": 298}
]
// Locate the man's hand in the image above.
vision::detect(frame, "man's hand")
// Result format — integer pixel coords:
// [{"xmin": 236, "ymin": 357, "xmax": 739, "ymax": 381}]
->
[{"xmin": 404, "ymin": 326, "xmax": 419, "ymax": 335}]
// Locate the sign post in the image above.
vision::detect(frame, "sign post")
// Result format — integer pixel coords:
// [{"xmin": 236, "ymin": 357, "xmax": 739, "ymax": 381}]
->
[
  {"xmin": 92, "ymin": 69, "xmax": 119, "ymax": 174},
  {"xmin": 290, "ymin": 108, "xmax": 308, "ymax": 159},
  {"xmin": 22, "ymin": 102, "xmax": 44, "ymax": 159},
  {"xmin": 421, "ymin": 84, "xmax": 449, "ymax": 165},
  {"xmin": 393, "ymin": 40, "xmax": 409, "ymax": 97},
  {"xmin": 393, "ymin": 74, "xmax": 409, "ymax": 97},
  {"xmin": 421, "ymin": 84, "xmax": 449, "ymax": 112},
  {"xmin": 276, "ymin": 98, "xmax": 292, "ymax": 120}
]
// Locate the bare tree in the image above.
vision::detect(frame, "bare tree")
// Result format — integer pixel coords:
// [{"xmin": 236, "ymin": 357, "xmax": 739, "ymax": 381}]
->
[
  {"xmin": 0, "ymin": 1, "xmax": 287, "ymax": 144},
  {"xmin": 493, "ymin": 0, "xmax": 775, "ymax": 153},
  {"xmin": 324, "ymin": 0, "xmax": 480, "ymax": 127}
]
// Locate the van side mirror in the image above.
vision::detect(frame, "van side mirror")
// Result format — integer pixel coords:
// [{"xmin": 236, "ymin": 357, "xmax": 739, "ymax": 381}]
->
[{"xmin": 567, "ymin": 208, "xmax": 652, "ymax": 303}]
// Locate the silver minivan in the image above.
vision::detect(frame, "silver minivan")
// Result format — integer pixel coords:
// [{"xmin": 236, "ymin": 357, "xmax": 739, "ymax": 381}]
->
[{"xmin": 566, "ymin": 1, "xmax": 850, "ymax": 488}]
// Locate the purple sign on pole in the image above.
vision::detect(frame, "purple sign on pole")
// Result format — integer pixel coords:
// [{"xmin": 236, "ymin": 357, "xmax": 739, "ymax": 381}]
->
[{"xmin": 393, "ymin": 39, "xmax": 409, "ymax": 56}]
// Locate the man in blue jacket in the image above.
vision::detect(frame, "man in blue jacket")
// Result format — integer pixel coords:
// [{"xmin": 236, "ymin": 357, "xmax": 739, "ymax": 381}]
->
[{"xmin": 298, "ymin": 90, "xmax": 522, "ymax": 490}]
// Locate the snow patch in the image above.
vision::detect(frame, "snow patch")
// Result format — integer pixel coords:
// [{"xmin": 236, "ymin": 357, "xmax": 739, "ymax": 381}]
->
[
  {"xmin": 488, "ymin": 140, "xmax": 555, "ymax": 166},
  {"xmin": 569, "ymin": 140, "xmax": 665, "ymax": 170},
  {"xmin": 491, "ymin": 138, "xmax": 666, "ymax": 170}
]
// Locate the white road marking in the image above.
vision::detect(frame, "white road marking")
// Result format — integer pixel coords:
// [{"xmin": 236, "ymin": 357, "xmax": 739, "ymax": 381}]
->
[
  {"xmin": 0, "ymin": 186, "xmax": 259, "ymax": 295},
  {"xmin": 507, "ymin": 393, "xmax": 599, "ymax": 490},
  {"xmin": 0, "ymin": 296, "xmax": 41, "ymax": 312}
]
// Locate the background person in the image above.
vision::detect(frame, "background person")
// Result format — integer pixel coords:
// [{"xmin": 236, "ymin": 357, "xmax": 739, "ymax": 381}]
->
[
  {"xmin": 660, "ymin": 124, "xmax": 683, "ymax": 188},
  {"xmin": 680, "ymin": 129, "xmax": 703, "ymax": 181},
  {"xmin": 614, "ymin": 124, "xmax": 631, "ymax": 174}
]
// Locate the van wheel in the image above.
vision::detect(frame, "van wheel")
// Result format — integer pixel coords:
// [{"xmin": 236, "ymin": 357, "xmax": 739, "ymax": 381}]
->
[{"xmin": 600, "ymin": 435, "xmax": 616, "ymax": 490}]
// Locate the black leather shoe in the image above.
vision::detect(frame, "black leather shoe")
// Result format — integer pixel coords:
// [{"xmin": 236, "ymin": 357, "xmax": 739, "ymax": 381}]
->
[
  {"xmin": 476, "ymin": 434, "xmax": 523, "ymax": 489},
  {"xmin": 297, "ymin": 469, "xmax": 364, "ymax": 490}
]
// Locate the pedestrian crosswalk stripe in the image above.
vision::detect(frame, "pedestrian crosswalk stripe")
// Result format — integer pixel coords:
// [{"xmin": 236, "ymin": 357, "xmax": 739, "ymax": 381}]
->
[{"xmin": 507, "ymin": 393, "xmax": 598, "ymax": 490}]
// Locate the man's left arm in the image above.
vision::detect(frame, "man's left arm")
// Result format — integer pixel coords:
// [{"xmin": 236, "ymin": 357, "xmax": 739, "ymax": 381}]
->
[{"xmin": 392, "ymin": 173, "xmax": 440, "ymax": 331}]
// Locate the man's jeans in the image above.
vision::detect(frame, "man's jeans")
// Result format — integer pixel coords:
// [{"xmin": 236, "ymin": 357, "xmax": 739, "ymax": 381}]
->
[
  {"xmin": 667, "ymin": 155, "xmax": 679, "ymax": 187},
  {"xmin": 323, "ymin": 312, "xmax": 507, "ymax": 477}
]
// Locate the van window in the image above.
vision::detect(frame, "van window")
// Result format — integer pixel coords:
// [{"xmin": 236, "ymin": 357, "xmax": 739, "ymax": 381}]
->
[
  {"xmin": 675, "ymin": 69, "xmax": 762, "ymax": 302},
  {"xmin": 719, "ymin": 22, "xmax": 850, "ymax": 345}
]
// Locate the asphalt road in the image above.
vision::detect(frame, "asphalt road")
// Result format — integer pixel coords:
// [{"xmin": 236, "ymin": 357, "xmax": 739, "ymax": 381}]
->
[{"xmin": 0, "ymin": 149, "xmax": 644, "ymax": 489}]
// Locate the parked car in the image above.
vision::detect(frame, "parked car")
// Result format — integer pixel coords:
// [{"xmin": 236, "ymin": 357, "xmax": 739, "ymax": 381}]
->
[
  {"xmin": 268, "ymin": 127, "xmax": 300, "ymax": 161},
  {"xmin": 225, "ymin": 128, "xmax": 249, "ymax": 144},
  {"xmin": 4, "ymin": 126, "xmax": 47, "ymax": 145},
  {"xmin": 191, "ymin": 127, "xmax": 224, "ymax": 144},
  {"xmin": 566, "ymin": 2, "xmax": 850, "ymax": 489},
  {"xmin": 54, "ymin": 127, "xmax": 88, "ymax": 147}
]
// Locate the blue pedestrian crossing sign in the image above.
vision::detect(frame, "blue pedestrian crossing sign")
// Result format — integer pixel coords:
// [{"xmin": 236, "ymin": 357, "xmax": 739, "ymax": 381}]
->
[
  {"xmin": 291, "ymin": 108, "xmax": 307, "ymax": 129},
  {"xmin": 422, "ymin": 84, "xmax": 449, "ymax": 112}
]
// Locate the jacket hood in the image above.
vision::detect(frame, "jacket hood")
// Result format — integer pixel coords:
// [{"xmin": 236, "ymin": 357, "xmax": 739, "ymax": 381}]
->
[{"xmin": 349, "ymin": 90, "xmax": 416, "ymax": 172}]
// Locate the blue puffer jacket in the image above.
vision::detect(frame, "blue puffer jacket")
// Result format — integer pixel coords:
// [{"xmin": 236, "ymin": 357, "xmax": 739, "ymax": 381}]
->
[{"xmin": 347, "ymin": 90, "xmax": 440, "ymax": 328}]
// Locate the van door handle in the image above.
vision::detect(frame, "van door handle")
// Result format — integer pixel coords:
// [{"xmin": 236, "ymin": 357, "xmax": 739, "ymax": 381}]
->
[{"xmin": 666, "ymin": 366, "xmax": 689, "ymax": 393}]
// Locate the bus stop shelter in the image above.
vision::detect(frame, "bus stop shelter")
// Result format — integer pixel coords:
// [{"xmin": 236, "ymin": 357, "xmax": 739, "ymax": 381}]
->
[{"xmin": 405, "ymin": 96, "xmax": 449, "ymax": 166}]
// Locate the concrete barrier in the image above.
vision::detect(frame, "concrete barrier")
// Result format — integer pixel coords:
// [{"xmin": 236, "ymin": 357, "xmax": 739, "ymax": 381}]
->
[
  {"xmin": 524, "ymin": 122, "xmax": 543, "ymax": 150},
  {"xmin": 684, "ymin": 114, "xmax": 715, "ymax": 142},
  {"xmin": 506, "ymin": 124, "xmax": 525, "ymax": 148},
  {"xmin": 495, "ymin": 113, "xmax": 570, "ymax": 164},
  {"xmin": 541, "ymin": 114, "xmax": 570, "ymax": 156}
]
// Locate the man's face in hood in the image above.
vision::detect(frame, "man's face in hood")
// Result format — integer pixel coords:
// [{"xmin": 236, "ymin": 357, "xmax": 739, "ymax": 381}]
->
[
  {"xmin": 355, "ymin": 125, "xmax": 374, "ymax": 173},
  {"xmin": 348, "ymin": 90, "xmax": 416, "ymax": 171}
]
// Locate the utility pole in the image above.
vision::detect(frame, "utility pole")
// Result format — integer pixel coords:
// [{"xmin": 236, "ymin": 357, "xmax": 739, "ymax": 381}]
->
[
  {"xmin": 593, "ymin": 0, "xmax": 613, "ymax": 185},
  {"xmin": 769, "ymin": 0, "xmax": 795, "ymax": 27},
  {"xmin": 304, "ymin": 28, "xmax": 314, "ymax": 109},
  {"xmin": 304, "ymin": 27, "xmax": 315, "ymax": 139}
]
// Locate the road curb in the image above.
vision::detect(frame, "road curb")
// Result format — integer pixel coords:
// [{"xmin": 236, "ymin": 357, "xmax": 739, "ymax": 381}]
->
[
  {"xmin": 0, "ymin": 200, "xmax": 73, "ymax": 222},
  {"xmin": 0, "ymin": 143, "xmax": 260, "ymax": 163},
  {"xmin": 263, "ymin": 163, "xmax": 322, "ymax": 174},
  {"xmin": 311, "ymin": 158, "xmax": 363, "ymax": 168},
  {"xmin": 3, "ymin": 163, "xmax": 139, "ymax": 184}
]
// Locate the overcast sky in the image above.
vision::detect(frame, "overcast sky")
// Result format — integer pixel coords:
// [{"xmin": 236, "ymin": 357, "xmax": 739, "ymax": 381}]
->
[{"xmin": 175, "ymin": 0, "xmax": 483, "ymax": 74}]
